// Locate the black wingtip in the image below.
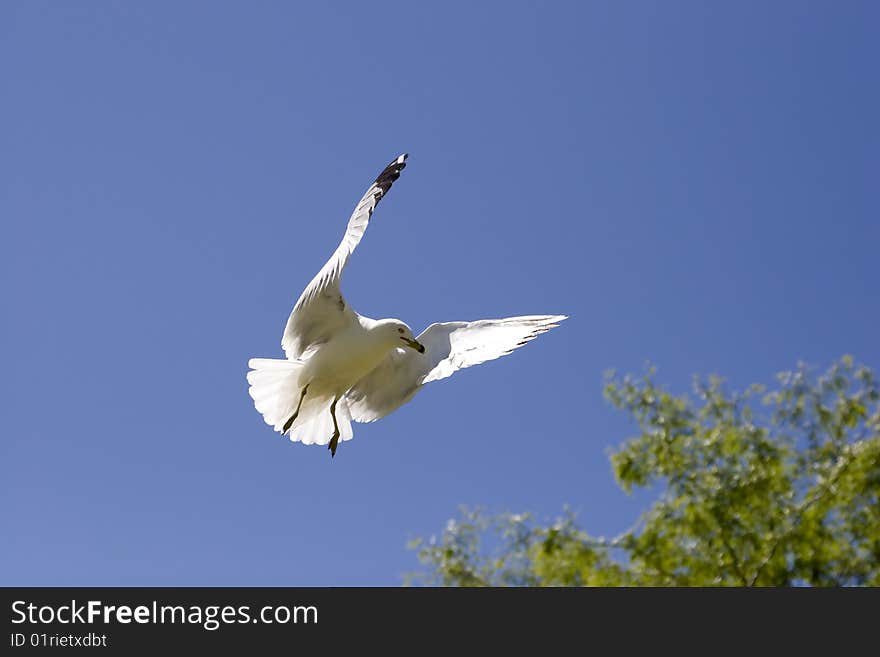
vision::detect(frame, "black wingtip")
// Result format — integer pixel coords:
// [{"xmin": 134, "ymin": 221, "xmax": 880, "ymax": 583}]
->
[{"xmin": 374, "ymin": 153, "xmax": 409, "ymax": 191}]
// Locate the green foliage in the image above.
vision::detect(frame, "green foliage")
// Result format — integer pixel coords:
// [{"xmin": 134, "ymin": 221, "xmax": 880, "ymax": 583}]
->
[{"xmin": 409, "ymin": 357, "xmax": 880, "ymax": 586}]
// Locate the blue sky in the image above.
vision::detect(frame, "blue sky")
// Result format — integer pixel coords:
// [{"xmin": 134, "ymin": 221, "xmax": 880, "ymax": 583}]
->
[{"xmin": 2, "ymin": 1, "xmax": 877, "ymax": 585}]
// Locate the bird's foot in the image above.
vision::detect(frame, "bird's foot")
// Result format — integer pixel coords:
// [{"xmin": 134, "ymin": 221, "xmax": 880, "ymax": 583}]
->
[
  {"xmin": 283, "ymin": 385, "xmax": 310, "ymax": 434},
  {"xmin": 328, "ymin": 431, "xmax": 340, "ymax": 458},
  {"xmin": 282, "ymin": 411, "xmax": 298, "ymax": 434}
]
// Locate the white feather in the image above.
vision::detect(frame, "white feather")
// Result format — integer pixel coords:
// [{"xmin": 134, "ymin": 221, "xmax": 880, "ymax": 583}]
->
[{"xmin": 246, "ymin": 358, "xmax": 305, "ymax": 431}]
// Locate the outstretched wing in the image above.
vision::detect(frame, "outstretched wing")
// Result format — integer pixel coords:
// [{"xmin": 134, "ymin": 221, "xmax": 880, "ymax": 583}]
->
[
  {"xmin": 281, "ymin": 154, "xmax": 409, "ymax": 359},
  {"xmin": 345, "ymin": 315, "xmax": 567, "ymax": 422}
]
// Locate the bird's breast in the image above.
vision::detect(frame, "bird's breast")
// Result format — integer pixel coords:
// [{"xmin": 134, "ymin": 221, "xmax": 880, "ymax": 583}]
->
[{"xmin": 301, "ymin": 331, "xmax": 390, "ymax": 396}]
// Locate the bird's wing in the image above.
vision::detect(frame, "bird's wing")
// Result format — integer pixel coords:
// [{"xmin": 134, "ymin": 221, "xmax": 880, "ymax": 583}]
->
[
  {"xmin": 345, "ymin": 315, "xmax": 567, "ymax": 422},
  {"xmin": 281, "ymin": 154, "xmax": 409, "ymax": 359}
]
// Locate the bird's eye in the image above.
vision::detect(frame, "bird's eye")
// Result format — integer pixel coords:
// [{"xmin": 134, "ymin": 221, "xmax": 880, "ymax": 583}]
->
[{"xmin": 398, "ymin": 328, "xmax": 405, "ymax": 334}]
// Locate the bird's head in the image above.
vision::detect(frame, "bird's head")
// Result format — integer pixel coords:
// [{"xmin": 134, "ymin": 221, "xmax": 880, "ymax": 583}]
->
[{"xmin": 378, "ymin": 318, "xmax": 425, "ymax": 353}]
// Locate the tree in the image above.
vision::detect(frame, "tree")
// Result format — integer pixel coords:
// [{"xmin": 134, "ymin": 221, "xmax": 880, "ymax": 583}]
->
[{"xmin": 408, "ymin": 357, "xmax": 880, "ymax": 586}]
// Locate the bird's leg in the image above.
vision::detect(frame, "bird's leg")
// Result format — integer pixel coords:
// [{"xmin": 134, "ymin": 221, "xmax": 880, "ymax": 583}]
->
[
  {"xmin": 328, "ymin": 396, "xmax": 341, "ymax": 458},
  {"xmin": 282, "ymin": 384, "xmax": 309, "ymax": 433}
]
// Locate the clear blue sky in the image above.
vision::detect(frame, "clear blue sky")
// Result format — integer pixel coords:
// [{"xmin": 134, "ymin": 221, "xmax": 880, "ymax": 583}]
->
[{"xmin": 2, "ymin": 2, "xmax": 877, "ymax": 585}]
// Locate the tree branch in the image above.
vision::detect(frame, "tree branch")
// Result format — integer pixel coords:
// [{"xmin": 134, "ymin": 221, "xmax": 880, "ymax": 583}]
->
[{"xmin": 748, "ymin": 445, "xmax": 858, "ymax": 586}]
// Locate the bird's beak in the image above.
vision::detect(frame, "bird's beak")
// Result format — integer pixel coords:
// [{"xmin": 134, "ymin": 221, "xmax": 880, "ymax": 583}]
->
[{"xmin": 402, "ymin": 337, "xmax": 425, "ymax": 353}]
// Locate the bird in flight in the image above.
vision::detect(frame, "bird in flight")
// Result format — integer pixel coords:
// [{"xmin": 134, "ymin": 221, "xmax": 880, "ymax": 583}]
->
[{"xmin": 247, "ymin": 154, "xmax": 566, "ymax": 457}]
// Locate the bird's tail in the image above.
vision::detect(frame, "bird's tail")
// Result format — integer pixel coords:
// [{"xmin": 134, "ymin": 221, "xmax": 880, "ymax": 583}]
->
[
  {"xmin": 246, "ymin": 358, "xmax": 307, "ymax": 433},
  {"xmin": 287, "ymin": 398, "xmax": 354, "ymax": 447},
  {"xmin": 246, "ymin": 358, "xmax": 355, "ymax": 448}
]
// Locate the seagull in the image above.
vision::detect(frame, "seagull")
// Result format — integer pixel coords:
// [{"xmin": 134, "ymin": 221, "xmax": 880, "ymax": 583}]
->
[{"xmin": 247, "ymin": 154, "xmax": 566, "ymax": 457}]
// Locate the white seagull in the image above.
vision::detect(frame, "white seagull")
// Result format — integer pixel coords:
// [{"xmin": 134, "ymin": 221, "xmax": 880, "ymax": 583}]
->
[{"xmin": 247, "ymin": 154, "xmax": 566, "ymax": 457}]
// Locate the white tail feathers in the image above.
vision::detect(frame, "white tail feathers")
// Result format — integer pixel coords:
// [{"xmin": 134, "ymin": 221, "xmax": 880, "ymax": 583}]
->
[
  {"xmin": 247, "ymin": 358, "xmax": 306, "ymax": 432},
  {"xmin": 287, "ymin": 397, "xmax": 354, "ymax": 446},
  {"xmin": 246, "ymin": 357, "xmax": 354, "ymax": 447}
]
